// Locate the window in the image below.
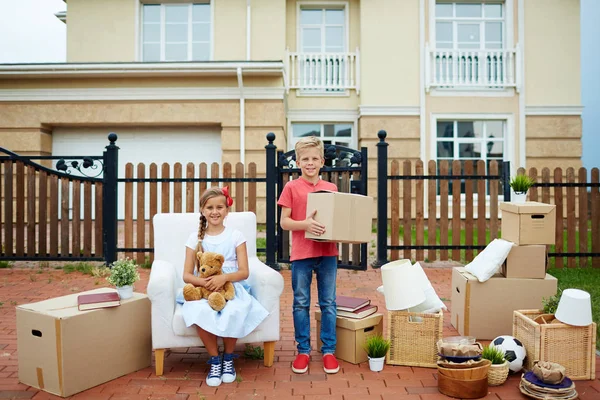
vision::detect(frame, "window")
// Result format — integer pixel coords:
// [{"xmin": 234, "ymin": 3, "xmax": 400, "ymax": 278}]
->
[
  {"xmin": 300, "ymin": 8, "xmax": 346, "ymax": 53},
  {"xmin": 435, "ymin": 2, "xmax": 504, "ymax": 50},
  {"xmin": 435, "ymin": 120, "xmax": 505, "ymax": 194},
  {"xmin": 142, "ymin": 3, "xmax": 211, "ymax": 62},
  {"xmin": 291, "ymin": 123, "xmax": 354, "ymax": 166}
]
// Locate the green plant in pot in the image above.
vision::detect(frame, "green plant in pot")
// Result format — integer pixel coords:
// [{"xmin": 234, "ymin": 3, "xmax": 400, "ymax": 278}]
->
[
  {"xmin": 363, "ymin": 334, "xmax": 391, "ymax": 372},
  {"xmin": 107, "ymin": 258, "xmax": 140, "ymax": 300},
  {"xmin": 509, "ymin": 174, "xmax": 535, "ymax": 203},
  {"xmin": 482, "ymin": 344, "xmax": 509, "ymax": 386}
]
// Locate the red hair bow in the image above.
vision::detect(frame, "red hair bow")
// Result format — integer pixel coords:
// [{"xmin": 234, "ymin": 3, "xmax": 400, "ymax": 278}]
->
[{"xmin": 222, "ymin": 186, "xmax": 234, "ymax": 207}]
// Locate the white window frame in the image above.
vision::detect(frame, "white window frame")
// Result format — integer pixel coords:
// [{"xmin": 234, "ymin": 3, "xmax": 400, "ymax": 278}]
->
[
  {"xmin": 287, "ymin": 110, "xmax": 359, "ymax": 152},
  {"xmin": 429, "ymin": 113, "xmax": 514, "ymax": 216},
  {"xmin": 138, "ymin": 1, "xmax": 213, "ymax": 62}
]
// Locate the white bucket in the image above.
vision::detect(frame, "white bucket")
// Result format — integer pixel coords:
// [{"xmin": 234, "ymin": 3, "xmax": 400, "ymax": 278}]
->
[
  {"xmin": 555, "ymin": 288, "xmax": 593, "ymax": 326},
  {"xmin": 117, "ymin": 285, "xmax": 134, "ymax": 300},
  {"xmin": 381, "ymin": 259, "xmax": 426, "ymax": 310},
  {"xmin": 368, "ymin": 356, "xmax": 385, "ymax": 372},
  {"xmin": 513, "ymin": 192, "xmax": 527, "ymax": 203}
]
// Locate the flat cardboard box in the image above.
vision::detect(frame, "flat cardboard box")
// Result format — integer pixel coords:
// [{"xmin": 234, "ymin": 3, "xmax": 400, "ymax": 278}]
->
[
  {"xmin": 502, "ymin": 245, "xmax": 547, "ymax": 279},
  {"xmin": 315, "ymin": 310, "xmax": 383, "ymax": 364},
  {"xmin": 500, "ymin": 201, "xmax": 556, "ymax": 245},
  {"xmin": 17, "ymin": 288, "xmax": 151, "ymax": 397},
  {"xmin": 451, "ymin": 267, "xmax": 557, "ymax": 340},
  {"xmin": 305, "ymin": 190, "xmax": 373, "ymax": 244}
]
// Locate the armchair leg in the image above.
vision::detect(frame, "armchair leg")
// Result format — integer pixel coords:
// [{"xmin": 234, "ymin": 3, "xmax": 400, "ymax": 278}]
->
[
  {"xmin": 263, "ymin": 341, "xmax": 275, "ymax": 367},
  {"xmin": 154, "ymin": 349, "xmax": 166, "ymax": 376}
]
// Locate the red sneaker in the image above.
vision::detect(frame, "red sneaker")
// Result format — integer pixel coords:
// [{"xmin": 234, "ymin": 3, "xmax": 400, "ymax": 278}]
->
[
  {"xmin": 323, "ymin": 353, "xmax": 340, "ymax": 374},
  {"xmin": 292, "ymin": 354, "xmax": 310, "ymax": 374}
]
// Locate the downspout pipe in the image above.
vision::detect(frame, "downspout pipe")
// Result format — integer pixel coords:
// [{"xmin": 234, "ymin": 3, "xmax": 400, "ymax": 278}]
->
[{"xmin": 237, "ymin": 67, "xmax": 245, "ymax": 164}]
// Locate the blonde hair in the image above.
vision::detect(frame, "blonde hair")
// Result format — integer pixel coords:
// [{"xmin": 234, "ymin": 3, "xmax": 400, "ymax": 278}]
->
[
  {"xmin": 195, "ymin": 187, "xmax": 229, "ymax": 266},
  {"xmin": 295, "ymin": 136, "xmax": 324, "ymax": 159}
]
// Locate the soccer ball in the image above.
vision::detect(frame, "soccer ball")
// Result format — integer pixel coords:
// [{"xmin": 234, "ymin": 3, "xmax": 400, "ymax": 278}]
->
[{"xmin": 491, "ymin": 335, "xmax": 527, "ymax": 373}]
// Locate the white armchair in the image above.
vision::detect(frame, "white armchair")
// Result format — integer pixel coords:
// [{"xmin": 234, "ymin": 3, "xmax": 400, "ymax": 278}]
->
[{"xmin": 147, "ymin": 212, "xmax": 284, "ymax": 375}]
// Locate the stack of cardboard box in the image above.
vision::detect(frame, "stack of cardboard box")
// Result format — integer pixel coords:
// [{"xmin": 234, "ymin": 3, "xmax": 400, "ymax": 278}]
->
[{"xmin": 451, "ymin": 202, "xmax": 559, "ymax": 340}]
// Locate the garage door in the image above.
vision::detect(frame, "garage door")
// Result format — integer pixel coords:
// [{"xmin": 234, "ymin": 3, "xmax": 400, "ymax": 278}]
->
[{"xmin": 52, "ymin": 127, "xmax": 221, "ymax": 219}]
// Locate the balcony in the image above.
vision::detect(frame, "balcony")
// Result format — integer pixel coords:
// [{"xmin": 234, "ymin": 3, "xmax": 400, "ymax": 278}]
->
[
  {"xmin": 425, "ymin": 45, "xmax": 520, "ymax": 92},
  {"xmin": 285, "ymin": 49, "xmax": 360, "ymax": 94}
]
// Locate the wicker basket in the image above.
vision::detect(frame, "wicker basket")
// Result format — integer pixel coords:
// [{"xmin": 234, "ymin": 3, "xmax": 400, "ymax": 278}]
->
[
  {"xmin": 387, "ymin": 310, "xmax": 443, "ymax": 368},
  {"xmin": 487, "ymin": 361, "xmax": 510, "ymax": 386},
  {"xmin": 513, "ymin": 310, "xmax": 596, "ymax": 380}
]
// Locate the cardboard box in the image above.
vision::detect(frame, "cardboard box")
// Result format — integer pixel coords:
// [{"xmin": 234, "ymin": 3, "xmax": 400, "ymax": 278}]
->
[
  {"xmin": 305, "ymin": 190, "xmax": 373, "ymax": 244},
  {"xmin": 502, "ymin": 245, "xmax": 547, "ymax": 279},
  {"xmin": 451, "ymin": 267, "xmax": 557, "ymax": 340},
  {"xmin": 17, "ymin": 288, "xmax": 151, "ymax": 397},
  {"xmin": 500, "ymin": 201, "xmax": 556, "ymax": 245},
  {"xmin": 315, "ymin": 310, "xmax": 383, "ymax": 364}
]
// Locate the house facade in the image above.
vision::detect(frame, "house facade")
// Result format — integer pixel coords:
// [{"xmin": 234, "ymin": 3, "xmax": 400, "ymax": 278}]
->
[{"xmin": 0, "ymin": 0, "xmax": 582, "ymax": 218}]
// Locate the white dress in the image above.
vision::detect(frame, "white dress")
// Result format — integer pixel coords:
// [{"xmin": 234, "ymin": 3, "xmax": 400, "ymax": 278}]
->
[{"xmin": 181, "ymin": 227, "xmax": 269, "ymax": 338}]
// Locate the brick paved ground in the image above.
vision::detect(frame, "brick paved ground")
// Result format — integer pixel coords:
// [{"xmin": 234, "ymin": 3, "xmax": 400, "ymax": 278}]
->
[{"xmin": 0, "ymin": 263, "xmax": 598, "ymax": 400}]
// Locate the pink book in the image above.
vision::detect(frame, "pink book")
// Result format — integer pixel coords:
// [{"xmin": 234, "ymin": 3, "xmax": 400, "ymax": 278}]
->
[{"xmin": 337, "ymin": 304, "xmax": 378, "ymax": 319}]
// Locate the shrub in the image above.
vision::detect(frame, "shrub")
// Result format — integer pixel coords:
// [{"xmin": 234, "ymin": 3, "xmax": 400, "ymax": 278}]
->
[
  {"xmin": 106, "ymin": 258, "xmax": 140, "ymax": 287},
  {"xmin": 509, "ymin": 175, "xmax": 535, "ymax": 193},
  {"xmin": 363, "ymin": 334, "xmax": 391, "ymax": 358},
  {"xmin": 482, "ymin": 344, "xmax": 506, "ymax": 365}
]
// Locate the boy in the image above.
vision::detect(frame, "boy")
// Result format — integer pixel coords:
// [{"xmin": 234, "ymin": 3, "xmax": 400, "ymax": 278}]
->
[{"xmin": 277, "ymin": 136, "xmax": 340, "ymax": 374}]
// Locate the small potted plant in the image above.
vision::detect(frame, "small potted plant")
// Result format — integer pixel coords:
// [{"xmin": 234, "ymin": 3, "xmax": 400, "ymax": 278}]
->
[
  {"xmin": 482, "ymin": 344, "xmax": 509, "ymax": 386},
  {"xmin": 509, "ymin": 174, "xmax": 535, "ymax": 203},
  {"xmin": 107, "ymin": 258, "xmax": 140, "ymax": 300},
  {"xmin": 363, "ymin": 334, "xmax": 391, "ymax": 372}
]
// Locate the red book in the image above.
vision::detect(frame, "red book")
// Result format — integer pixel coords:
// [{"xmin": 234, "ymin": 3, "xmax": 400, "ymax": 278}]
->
[
  {"xmin": 337, "ymin": 304, "xmax": 378, "ymax": 319},
  {"xmin": 336, "ymin": 295, "xmax": 371, "ymax": 312},
  {"xmin": 77, "ymin": 292, "xmax": 121, "ymax": 311}
]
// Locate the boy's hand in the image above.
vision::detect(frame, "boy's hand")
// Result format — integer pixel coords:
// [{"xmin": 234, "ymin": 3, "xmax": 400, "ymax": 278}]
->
[{"xmin": 306, "ymin": 210, "xmax": 326, "ymax": 236}]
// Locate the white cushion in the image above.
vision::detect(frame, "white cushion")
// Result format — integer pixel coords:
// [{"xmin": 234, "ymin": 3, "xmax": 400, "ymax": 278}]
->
[{"xmin": 465, "ymin": 238, "xmax": 514, "ymax": 282}]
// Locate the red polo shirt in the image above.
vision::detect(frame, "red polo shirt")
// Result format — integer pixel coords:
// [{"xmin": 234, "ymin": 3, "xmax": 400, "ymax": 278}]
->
[{"xmin": 277, "ymin": 177, "xmax": 339, "ymax": 262}]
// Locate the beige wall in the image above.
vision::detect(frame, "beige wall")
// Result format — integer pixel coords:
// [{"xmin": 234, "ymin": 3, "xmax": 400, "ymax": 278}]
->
[
  {"xmin": 525, "ymin": 0, "xmax": 581, "ymax": 106},
  {"xmin": 360, "ymin": 0, "xmax": 420, "ymax": 106},
  {"xmin": 214, "ymin": 0, "xmax": 246, "ymax": 60},
  {"xmin": 525, "ymin": 115, "xmax": 582, "ymax": 171},
  {"xmin": 67, "ymin": 0, "xmax": 137, "ymax": 62},
  {"xmin": 251, "ymin": 0, "xmax": 286, "ymax": 60}
]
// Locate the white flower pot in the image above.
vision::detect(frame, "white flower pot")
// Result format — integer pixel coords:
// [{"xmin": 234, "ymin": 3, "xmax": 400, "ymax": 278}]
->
[
  {"xmin": 513, "ymin": 192, "xmax": 527, "ymax": 204},
  {"xmin": 117, "ymin": 285, "xmax": 133, "ymax": 300},
  {"xmin": 368, "ymin": 356, "xmax": 385, "ymax": 372}
]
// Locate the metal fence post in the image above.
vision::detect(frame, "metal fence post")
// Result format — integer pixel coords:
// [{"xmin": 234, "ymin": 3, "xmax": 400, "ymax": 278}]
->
[
  {"xmin": 373, "ymin": 130, "xmax": 388, "ymax": 268},
  {"xmin": 103, "ymin": 133, "xmax": 119, "ymax": 267},
  {"xmin": 265, "ymin": 132, "xmax": 280, "ymax": 270},
  {"xmin": 502, "ymin": 161, "xmax": 511, "ymax": 201}
]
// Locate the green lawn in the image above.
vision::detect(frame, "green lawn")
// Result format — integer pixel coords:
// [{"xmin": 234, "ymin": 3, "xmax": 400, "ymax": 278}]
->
[{"xmin": 547, "ymin": 267, "xmax": 600, "ymax": 350}]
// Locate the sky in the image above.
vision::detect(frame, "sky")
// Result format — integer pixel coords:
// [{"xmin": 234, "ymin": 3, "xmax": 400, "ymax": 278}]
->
[{"xmin": 0, "ymin": 0, "xmax": 598, "ymax": 169}]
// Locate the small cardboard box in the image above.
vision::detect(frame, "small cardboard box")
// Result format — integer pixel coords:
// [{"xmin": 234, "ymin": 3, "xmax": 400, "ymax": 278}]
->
[
  {"xmin": 305, "ymin": 190, "xmax": 373, "ymax": 244},
  {"xmin": 500, "ymin": 201, "xmax": 556, "ymax": 245},
  {"xmin": 502, "ymin": 245, "xmax": 547, "ymax": 279},
  {"xmin": 451, "ymin": 267, "xmax": 557, "ymax": 340},
  {"xmin": 17, "ymin": 288, "xmax": 151, "ymax": 397},
  {"xmin": 315, "ymin": 310, "xmax": 383, "ymax": 364}
]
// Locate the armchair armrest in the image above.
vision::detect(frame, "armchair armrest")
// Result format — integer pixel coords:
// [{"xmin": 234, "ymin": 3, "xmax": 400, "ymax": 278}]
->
[
  {"xmin": 246, "ymin": 257, "xmax": 284, "ymax": 312},
  {"xmin": 147, "ymin": 259, "xmax": 177, "ymax": 349}
]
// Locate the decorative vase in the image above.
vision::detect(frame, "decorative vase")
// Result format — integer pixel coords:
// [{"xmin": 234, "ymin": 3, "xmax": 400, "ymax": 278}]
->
[
  {"xmin": 117, "ymin": 285, "xmax": 133, "ymax": 300},
  {"xmin": 487, "ymin": 360, "xmax": 510, "ymax": 386},
  {"xmin": 513, "ymin": 192, "xmax": 527, "ymax": 203},
  {"xmin": 368, "ymin": 356, "xmax": 385, "ymax": 372}
]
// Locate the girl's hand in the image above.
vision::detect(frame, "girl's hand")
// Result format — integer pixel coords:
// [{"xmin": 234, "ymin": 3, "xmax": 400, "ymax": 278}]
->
[
  {"xmin": 305, "ymin": 209, "xmax": 326, "ymax": 236},
  {"xmin": 205, "ymin": 275, "xmax": 228, "ymax": 291}
]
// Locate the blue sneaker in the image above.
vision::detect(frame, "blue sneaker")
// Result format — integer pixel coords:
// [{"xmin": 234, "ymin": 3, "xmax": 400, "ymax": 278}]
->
[
  {"xmin": 221, "ymin": 353, "xmax": 239, "ymax": 383},
  {"xmin": 206, "ymin": 355, "xmax": 222, "ymax": 387}
]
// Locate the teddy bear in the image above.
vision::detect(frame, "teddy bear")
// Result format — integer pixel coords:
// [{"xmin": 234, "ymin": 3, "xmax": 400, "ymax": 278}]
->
[{"xmin": 183, "ymin": 251, "xmax": 235, "ymax": 312}]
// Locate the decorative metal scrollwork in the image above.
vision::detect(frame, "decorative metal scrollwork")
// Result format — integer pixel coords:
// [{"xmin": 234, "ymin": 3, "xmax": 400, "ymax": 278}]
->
[
  {"xmin": 56, "ymin": 157, "xmax": 105, "ymax": 178},
  {"xmin": 279, "ymin": 144, "xmax": 362, "ymax": 169}
]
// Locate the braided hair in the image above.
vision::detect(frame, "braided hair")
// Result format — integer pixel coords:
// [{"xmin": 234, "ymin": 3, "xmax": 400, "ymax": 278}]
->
[{"xmin": 195, "ymin": 187, "xmax": 230, "ymax": 269}]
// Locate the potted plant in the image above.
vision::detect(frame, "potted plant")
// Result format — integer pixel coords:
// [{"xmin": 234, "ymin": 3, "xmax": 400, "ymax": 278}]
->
[
  {"xmin": 482, "ymin": 344, "xmax": 509, "ymax": 386},
  {"xmin": 107, "ymin": 258, "xmax": 140, "ymax": 299},
  {"xmin": 509, "ymin": 174, "xmax": 535, "ymax": 203},
  {"xmin": 363, "ymin": 334, "xmax": 391, "ymax": 372}
]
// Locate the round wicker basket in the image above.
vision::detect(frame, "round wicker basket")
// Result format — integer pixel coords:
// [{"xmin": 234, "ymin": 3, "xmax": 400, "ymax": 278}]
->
[{"xmin": 487, "ymin": 360, "xmax": 510, "ymax": 386}]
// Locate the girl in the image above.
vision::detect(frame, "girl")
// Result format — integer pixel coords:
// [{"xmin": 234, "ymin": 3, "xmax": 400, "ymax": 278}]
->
[{"xmin": 181, "ymin": 186, "xmax": 269, "ymax": 387}]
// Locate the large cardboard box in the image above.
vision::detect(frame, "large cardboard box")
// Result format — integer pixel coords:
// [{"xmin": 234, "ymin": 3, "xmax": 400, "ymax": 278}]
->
[
  {"xmin": 305, "ymin": 190, "xmax": 373, "ymax": 243},
  {"xmin": 315, "ymin": 310, "xmax": 383, "ymax": 364},
  {"xmin": 500, "ymin": 202, "xmax": 556, "ymax": 245},
  {"xmin": 502, "ymin": 245, "xmax": 547, "ymax": 279},
  {"xmin": 451, "ymin": 267, "xmax": 557, "ymax": 340},
  {"xmin": 17, "ymin": 288, "xmax": 151, "ymax": 397}
]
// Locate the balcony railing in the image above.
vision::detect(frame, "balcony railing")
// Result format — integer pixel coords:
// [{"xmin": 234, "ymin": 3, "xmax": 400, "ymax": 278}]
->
[
  {"xmin": 425, "ymin": 44, "xmax": 520, "ymax": 92},
  {"xmin": 285, "ymin": 48, "xmax": 360, "ymax": 94}
]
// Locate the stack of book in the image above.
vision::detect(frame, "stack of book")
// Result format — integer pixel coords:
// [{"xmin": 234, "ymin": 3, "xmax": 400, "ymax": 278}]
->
[{"xmin": 321, "ymin": 295, "xmax": 378, "ymax": 319}]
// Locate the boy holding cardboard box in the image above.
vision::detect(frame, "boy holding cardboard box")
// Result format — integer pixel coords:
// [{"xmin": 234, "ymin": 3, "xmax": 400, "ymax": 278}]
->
[{"xmin": 277, "ymin": 136, "xmax": 340, "ymax": 374}]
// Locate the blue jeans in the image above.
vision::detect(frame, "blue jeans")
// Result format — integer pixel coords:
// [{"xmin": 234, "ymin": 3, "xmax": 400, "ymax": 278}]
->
[{"xmin": 291, "ymin": 256, "xmax": 337, "ymax": 355}]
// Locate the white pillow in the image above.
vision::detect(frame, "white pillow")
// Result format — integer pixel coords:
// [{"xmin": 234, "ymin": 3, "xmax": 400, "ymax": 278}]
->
[
  {"xmin": 465, "ymin": 238, "xmax": 514, "ymax": 282},
  {"xmin": 409, "ymin": 286, "xmax": 448, "ymax": 314}
]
